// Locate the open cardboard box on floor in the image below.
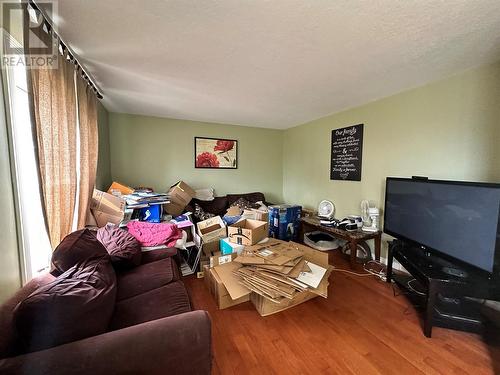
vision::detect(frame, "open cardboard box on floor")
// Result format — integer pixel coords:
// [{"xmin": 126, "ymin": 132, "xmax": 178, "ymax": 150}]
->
[
  {"xmin": 212, "ymin": 239, "xmax": 333, "ymax": 316},
  {"xmin": 250, "ymin": 241, "xmax": 332, "ymax": 316},
  {"xmin": 203, "ymin": 264, "xmax": 250, "ymax": 309},
  {"xmin": 209, "ymin": 252, "xmax": 237, "ymax": 268}
]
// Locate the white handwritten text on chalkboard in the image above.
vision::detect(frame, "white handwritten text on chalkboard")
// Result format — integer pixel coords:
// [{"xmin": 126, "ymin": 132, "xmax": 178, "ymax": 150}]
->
[{"xmin": 330, "ymin": 124, "xmax": 364, "ymax": 181}]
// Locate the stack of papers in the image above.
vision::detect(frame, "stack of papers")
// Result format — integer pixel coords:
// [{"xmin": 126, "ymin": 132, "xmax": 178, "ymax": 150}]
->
[{"xmin": 124, "ymin": 191, "xmax": 170, "ymax": 208}]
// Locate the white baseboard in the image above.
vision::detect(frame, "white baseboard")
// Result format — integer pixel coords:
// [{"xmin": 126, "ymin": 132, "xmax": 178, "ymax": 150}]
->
[{"xmin": 372, "ymin": 255, "xmax": 406, "ymax": 272}]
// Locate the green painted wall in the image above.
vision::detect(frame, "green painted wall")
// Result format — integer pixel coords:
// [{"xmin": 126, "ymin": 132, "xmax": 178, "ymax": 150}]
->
[
  {"xmin": 283, "ymin": 62, "xmax": 500, "ymax": 242},
  {"xmin": 107, "ymin": 61, "xmax": 500, "ymax": 250},
  {"xmin": 108, "ymin": 113, "xmax": 284, "ymax": 203},
  {"xmin": 96, "ymin": 102, "xmax": 112, "ymax": 190}
]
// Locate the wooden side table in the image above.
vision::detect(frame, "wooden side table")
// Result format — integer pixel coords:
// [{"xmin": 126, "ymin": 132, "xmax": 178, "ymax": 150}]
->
[{"xmin": 299, "ymin": 217, "xmax": 381, "ymax": 268}]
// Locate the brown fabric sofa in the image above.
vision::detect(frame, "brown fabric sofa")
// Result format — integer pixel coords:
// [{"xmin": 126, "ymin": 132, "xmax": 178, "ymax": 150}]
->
[
  {"xmin": 0, "ymin": 247, "xmax": 212, "ymax": 375},
  {"xmin": 186, "ymin": 191, "xmax": 270, "ymax": 221}
]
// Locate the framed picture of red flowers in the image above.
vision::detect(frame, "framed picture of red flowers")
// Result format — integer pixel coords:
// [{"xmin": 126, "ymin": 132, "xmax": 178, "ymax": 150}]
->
[{"xmin": 194, "ymin": 137, "xmax": 238, "ymax": 169}]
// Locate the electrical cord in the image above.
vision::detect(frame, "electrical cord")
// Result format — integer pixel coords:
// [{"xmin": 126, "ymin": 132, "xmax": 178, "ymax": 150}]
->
[
  {"xmin": 331, "ymin": 267, "xmax": 374, "ymax": 277},
  {"xmin": 334, "ymin": 259, "xmax": 423, "ymax": 315},
  {"xmin": 332, "ymin": 259, "xmax": 387, "ymax": 281},
  {"xmin": 363, "ymin": 259, "xmax": 387, "ymax": 281},
  {"xmin": 392, "ymin": 281, "xmax": 423, "ymax": 316},
  {"xmin": 407, "ymin": 278, "xmax": 426, "ymax": 296}
]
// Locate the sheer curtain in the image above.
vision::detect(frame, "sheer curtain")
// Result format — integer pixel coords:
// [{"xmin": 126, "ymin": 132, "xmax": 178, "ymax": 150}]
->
[
  {"xmin": 29, "ymin": 50, "xmax": 78, "ymax": 248},
  {"xmin": 76, "ymin": 72, "xmax": 98, "ymax": 229}
]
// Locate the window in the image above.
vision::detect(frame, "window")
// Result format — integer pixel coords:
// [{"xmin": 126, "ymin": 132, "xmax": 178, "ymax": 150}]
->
[{"xmin": 6, "ymin": 53, "xmax": 52, "ymax": 281}]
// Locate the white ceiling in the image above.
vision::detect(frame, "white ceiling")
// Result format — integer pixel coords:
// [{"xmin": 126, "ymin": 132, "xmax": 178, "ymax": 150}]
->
[{"xmin": 44, "ymin": 0, "xmax": 500, "ymax": 129}]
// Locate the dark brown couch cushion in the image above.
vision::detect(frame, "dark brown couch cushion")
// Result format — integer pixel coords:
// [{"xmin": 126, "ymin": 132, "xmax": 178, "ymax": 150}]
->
[
  {"xmin": 0, "ymin": 273, "xmax": 55, "ymax": 359},
  {"xmin": 187, "ymin": 196, "xmax": 228, "ymax": 217},
  {"xmin": 140, "ymin": 247, "xmax": 178, "ymax": 265},
  {"xmin": 110, "ymin": 281, "xmax": 191, "ymax": 330},
  {"xmin": 97, "ymin": 224, "xmax": 141, "ymax": 269},
  {"xmin": 52, "ymin": 229, "xmax": 109, "ymax": 273},
  {"xmin": 116, "ymin": 256, "xmax": 180, "ymax": 301},
  {"xmin": 226, "ymin": 192, "xmax": 266, "ymax": 206},
  {"xmin": 186, "ymin": 193, "xmax": 268, "ymax": 222},
  {"xmin": 13, "ymin": 258, "xmax": 117, "ymax": 353}
]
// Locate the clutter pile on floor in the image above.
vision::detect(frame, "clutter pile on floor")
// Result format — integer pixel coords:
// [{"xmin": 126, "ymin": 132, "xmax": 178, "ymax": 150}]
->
[{"xmin": 205, "ymin": 239, "xmax": 333, "ymax": 316}]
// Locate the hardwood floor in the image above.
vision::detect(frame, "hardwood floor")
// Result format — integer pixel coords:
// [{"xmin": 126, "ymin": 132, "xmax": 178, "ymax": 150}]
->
[{"xmin": 184, "ymin": 252, "xmax": 500, "ymax": 375}]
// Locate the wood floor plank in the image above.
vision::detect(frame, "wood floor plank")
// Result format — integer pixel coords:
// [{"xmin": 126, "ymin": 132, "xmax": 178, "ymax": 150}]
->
[
  {"xmin": 329, "ymin": 276, "xmax": 492, "ymax": 374},
  {"xmin": 184, "ymin": 252, "xmax": 500, "ymax": 375}
]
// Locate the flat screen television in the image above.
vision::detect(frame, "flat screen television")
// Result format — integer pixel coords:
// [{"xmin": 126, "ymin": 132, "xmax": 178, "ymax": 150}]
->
[{"xmin": 384, "ymin": 177, "xmax": 500, "ymax": 274}]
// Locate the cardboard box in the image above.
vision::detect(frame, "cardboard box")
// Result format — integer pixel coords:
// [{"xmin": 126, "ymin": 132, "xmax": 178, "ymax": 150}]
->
[
  {"xmin": 214, "ymin": 261, "xmax": 251, "ymax": 299},
  {"xmin": 202, "ymin": 239, "xmax": 220, "ymax": 257},
  {"xmin": 167, "ymin": 181, "xmax": 195, "ymax": 204},
  {"xmin": 226, "ymin": 206, "xmax": 242, "ymax": 216},
  {"xmin": 90, "ymin": 189, "xmax": 125, "ymax": 227},
  {"xmin": 107, "ymin": 181, "xmax": 134, "ymax": 196},
  {"xmin": 220, "ymin": 237, "xmax": 245, "ymax": 255},
  {"xmin": 250, "ymin": 287, "xmax": 318, "ymax": 316},
  {"xmin": 203, "ymin": 264, "xmax": 212, "ymax": 292},
  {"xmin": 242, "ymin": 209, "xmax": 269, "ymax": 223},
  {"xmin": 199, "ymin": 256, "xmax": 210, "ymax": 273},
  {"xmin": 228, "ymin": 219, "xmax": 268, "ymax": 246},
  {"xmin": 197, "ymin": 216, "xmax": 227, "ymax": 243},
  {"xmin": 163, "ymin": 201, "xmax": 185, "ymax": 217},
  {"xmin": 250, "ymin": 241, "xmax": 332, "ymax": 316},
  {"xmin": 204, "ymin": 265, "xmax": 250, "ymax": 309},
  {"xmin": 210, "ymin": 252, "xmax": 237, "ymax": 268},
  {"xmin": 164, "ymin": 181, "xmax": 195, "ymax": 216}
]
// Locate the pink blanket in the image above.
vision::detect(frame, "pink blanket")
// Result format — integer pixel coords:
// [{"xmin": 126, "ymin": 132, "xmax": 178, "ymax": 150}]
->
[{"xmin": 126, "ymin": 221, "xmax": 182, "ymax": 247}]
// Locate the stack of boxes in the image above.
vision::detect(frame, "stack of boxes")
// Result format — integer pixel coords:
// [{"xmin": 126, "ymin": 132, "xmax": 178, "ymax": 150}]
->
[
  {"xmin": 199, "ymin": 213, "xmax": 270, "ymax": 309},
  {"xmin": 196, "ymin": 216, "xmax": 227, "ymax": 255}
]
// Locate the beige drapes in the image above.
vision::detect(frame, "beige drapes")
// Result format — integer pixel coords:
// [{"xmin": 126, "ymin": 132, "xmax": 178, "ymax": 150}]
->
[
  {"xmin": 29, "ymin": 51, "xmax": 77, "ymax": 248},
  {"xmin": 76, "ymin": 74, "xmax": 98, "ymax": 229},
  {"xmin": 24, "ymin": 5, "xmax": 101, "ymax": 249}
]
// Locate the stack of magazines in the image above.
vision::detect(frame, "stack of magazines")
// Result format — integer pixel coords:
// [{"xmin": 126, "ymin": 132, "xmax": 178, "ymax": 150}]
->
[{"xmin": 123, "ymin": 191, "xmax": 170, "ymax": 209}]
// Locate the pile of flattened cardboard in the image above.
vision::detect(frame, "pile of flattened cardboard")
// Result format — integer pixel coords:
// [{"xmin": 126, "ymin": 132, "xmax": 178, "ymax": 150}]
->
[{"xmin": 208, "ymin": 238, "xmax": 333, "ymax": 316}]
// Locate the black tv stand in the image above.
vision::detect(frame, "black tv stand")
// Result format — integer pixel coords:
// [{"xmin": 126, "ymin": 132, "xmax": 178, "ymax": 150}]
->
[
  {"xmin": 386, "ymin": 240, "xmax": 500, "ymax": 337},
  {"xmin": 442, "ymin": 266, "xmax": 468, "ymax": 278}
]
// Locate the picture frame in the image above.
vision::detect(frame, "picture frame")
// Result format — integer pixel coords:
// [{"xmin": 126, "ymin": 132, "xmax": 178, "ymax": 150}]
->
[{"xmin": 194, "ymin": 137, "xmax": 238, "ymax": 169}]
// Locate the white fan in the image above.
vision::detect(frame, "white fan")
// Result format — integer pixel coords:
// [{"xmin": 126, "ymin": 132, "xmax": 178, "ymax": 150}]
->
[
  {"xmin": 318, "ymin": 200, "xmax": 335, "ymax": 219},
  {"xmin": 360, "ymin": 200, "xmax": 370, "ymax": 224},
  {"xmin": 361, "ymin": 200, "xmax": 380, "ymax": 232}
]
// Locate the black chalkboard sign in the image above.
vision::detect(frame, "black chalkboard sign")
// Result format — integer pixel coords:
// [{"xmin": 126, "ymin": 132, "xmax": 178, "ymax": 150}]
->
[{"xmin": 330, "ymin": 124, "xmax": 364, "ymax": 181}]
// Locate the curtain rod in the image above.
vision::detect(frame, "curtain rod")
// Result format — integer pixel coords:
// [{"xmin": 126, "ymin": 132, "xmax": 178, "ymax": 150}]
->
[{"xmin": 28, "ymin": 0, "xmax": 104, "ymax": 99}]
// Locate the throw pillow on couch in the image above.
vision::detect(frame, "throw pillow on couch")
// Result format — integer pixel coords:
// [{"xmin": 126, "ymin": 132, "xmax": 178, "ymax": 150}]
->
[
  {"xmin": 96, "ymin": 224, "xmax": 142, "ymax": 269},
  {"xmin": 13, "ymin": 257, "xmax": 117, "ymax": 353},
  {"xmin": 13, "ymin": 229, "xmax": 118, "ymax": 353},
  {"xmin": 51, "ymin": 228, "xmax": 109, "ymax": 273}
]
